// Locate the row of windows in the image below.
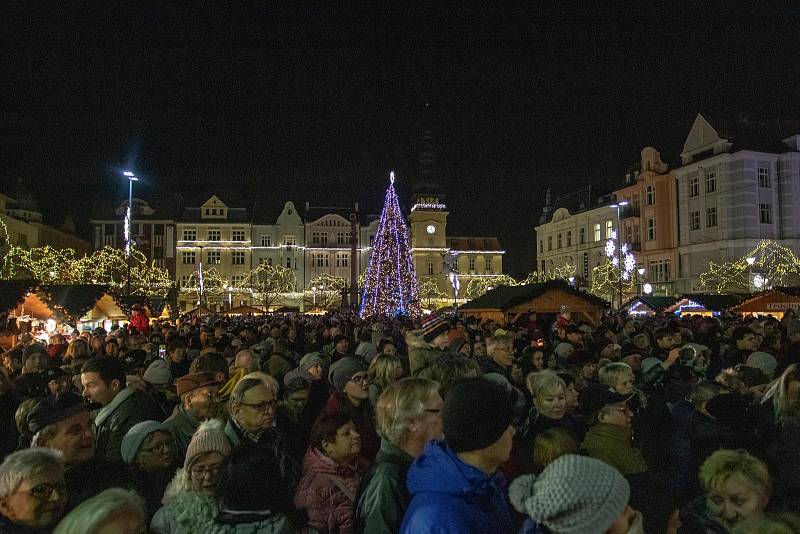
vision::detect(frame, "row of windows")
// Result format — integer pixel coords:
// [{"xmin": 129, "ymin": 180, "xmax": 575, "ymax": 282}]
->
[
  {"xmin": 540, "ymin": 221, "xmax": 616, "ymax": 253},
  {"xmin": 689, "ymin": 208, "xmax": 718, "ymax": 230},
  {"xmin": 688, "ymin": 167, "xmax": 771, "ymax": 198},
  {"xmin": 181, "ymin": 229, "xmax": 247, "ymax": 241},
  {"xmin": 259, "ymin": 257, "xmax": 299, "ymax": 269},
  {"xmin": 182, "ymin": 251, "xmax": 247, "ymax": 265},
  {"xmin": 310, "ymin": 253, "xmax": 350, "ymax": 268}
]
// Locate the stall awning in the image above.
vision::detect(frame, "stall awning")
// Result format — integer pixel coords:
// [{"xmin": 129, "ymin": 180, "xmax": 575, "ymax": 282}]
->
[
  {"xmin": 730, "ymin": 287, "xmax": 800, "ymax": 314},
  {"xmin": 223, "ymin": 305, "xmax": 266, "ymax": 316}
]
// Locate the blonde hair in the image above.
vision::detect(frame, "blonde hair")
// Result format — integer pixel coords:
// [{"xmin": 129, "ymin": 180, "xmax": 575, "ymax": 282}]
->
[
  {"xmin": 486, "ymin": 334, "xmax": 513, "ymax": 356},
  {"xmin": 532, "ymin": 428, "xmax": 578, "ymax": 471},
  {"xmin": 375, "ymin": 377, "xmax": 440, "ymax": 445},
  {"xmin": 54, "ymin": 488, "xmax": 145, "ymax": 534},
  {"xmin": 699, "ymin": 449, "xmax": 771, "ymax": 500},
  {"xmin": 526, "ymin": 370, "xmax": 566, "ymax": 402},
  {"xmin": 762, "ymin": 364, "xmax": 800, "ymax": 424},
  {"xmin": 599, "ymin": 362, "xmax": 634, "ymax": 388},
  {"xmin": 368, "ymin": 353, "xmax": 403, "ymax": 390}
]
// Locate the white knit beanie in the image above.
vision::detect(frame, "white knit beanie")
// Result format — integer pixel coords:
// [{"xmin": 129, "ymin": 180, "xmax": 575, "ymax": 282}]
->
[
  {"xmin": 184, "ymin": 419, "xmax": 231, "ymax": 470},
  {"xmin": 508, "ymin": 454, "xmax": 630, "ymax": 534}
]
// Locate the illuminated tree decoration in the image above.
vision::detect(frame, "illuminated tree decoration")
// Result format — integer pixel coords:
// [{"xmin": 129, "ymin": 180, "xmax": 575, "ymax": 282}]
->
[
  {"xmin": 417, "ymin": 277, "xmax": 447, "ymax": 309},
  {"xmin": 521, "ymin": 262, "xmax": 576, "ymax": 285},
  {"xmin": 700, "ymin": 239, "xmax": 800, "ymax": 293},
  {"xmin": 182, "ymin": 266, "xmax": 226, "ymax": 305},
  {"xmin": 247, "ymin": 263, "xmax": 296, "ymax": 310},
  {"xmin": 308, "ymin": 273, "xmax": 348, "ymax": 309},
  {"xmin": 465, "ymin": 274, "xmax": 517, "ymax": 300},
  {"xmin": 590, "ymin": 259, "xmax": 635, "ymax": 302},
  {"xmin": 359, "ymin": 172, "xmax": 421, "ymax": 318}
]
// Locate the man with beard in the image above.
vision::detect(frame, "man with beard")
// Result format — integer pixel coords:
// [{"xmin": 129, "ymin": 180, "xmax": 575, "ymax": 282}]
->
[{"xmin": 162, "ymin": 372, "xmax": 222, "ymax": 463}]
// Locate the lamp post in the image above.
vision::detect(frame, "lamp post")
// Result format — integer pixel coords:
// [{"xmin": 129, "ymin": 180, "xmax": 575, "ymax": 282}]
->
[
  {"xmin": 746, "ymin": 256, "xmax": 756, "ymax": 291},
  {"xmin": 637, "ymin": 267, "xmax": 645, "ymax": 296},
  {"xmin": 123, "ymin": 171, "xmax": 139, "ymax": 296},
  {"xmin": 198, "ymin": 245, "xmax": 205, "ymax": 311},
  {"xmin": 609, "ymin": 200, "xmax": 629, "ymax": 310},
  {"xmin": 312, "ymin": 286, "xmax": 317, "ymax": 307}
]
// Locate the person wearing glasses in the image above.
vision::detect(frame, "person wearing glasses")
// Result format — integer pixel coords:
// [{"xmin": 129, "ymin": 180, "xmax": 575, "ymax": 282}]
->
[
  {"xmin": 121, "ymin": 421, "xmax": 176, "ymax": 521},
  {"xmin": 322, "ymin": 358, "xmax": 379, "ymax": 461},
  {"xmin": 581, "ymin": 389, "xmax": 647, "ymax": 477},
  {"xmin": 0, "ymin": 448, "xmax": 67, "ymax": 533},
  {"xmin": 162, "ymin": 372, "xmax": 222, "ymax": 464},
  {"xmin": 224, "ymin": 376, "xmax": 301, "ymax": 494},
  {"xmin": 151, "ymin": 420, "xmax": 231, "ymax": 534}
]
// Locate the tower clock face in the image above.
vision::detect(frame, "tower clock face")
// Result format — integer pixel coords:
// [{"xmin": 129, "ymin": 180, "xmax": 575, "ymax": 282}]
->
[{"xmin": 426, "ymin": 224, "xmax": 436, "ymax": 235}]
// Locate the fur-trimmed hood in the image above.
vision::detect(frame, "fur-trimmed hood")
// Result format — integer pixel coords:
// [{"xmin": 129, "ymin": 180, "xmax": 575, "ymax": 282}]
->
[{"xmin": 405, "ymin": 330, "xmax": 432, "ymax": 350}]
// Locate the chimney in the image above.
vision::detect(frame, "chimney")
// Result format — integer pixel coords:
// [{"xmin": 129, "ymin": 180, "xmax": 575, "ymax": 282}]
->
[
  {"xmin": 305, "ymin": 201, "xmax": 310, "ymax": 211},
  {"xmin": 354, "ymin": 202, "xmax": 359, "ymax": 211}
]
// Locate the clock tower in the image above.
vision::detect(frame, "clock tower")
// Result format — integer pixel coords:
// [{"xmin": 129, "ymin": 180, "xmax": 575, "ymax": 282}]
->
[{"xmin": 409, "ymin": 193, "xmax": 449, "ymax": 290}]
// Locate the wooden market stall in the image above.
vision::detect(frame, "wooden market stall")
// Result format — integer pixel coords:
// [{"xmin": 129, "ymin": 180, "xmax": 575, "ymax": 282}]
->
[
  {"xmin": 223, "ymin": 304, "xmax": 266, "ymax": 316},
  {"xmin": 729, "ymin": 287, "xmax": 800, "ymax": 319},
  {"xmin": 459, "ymin": 279, "xmax": 609, "ymax": 326},
  {"xmin": 664, "ymin": 293, "xmax": 746, "ymax": 317},
  {"xmin": 622, "ymin": 296, "xmax": 677, "ymax": 316}
]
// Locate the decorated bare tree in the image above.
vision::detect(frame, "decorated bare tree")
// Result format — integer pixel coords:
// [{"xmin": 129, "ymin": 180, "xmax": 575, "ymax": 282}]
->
[
  {"xmin": 308, "ymin": 273, "xmax": 348, "ymax": 310},
  {"xmin": 247, "ymin": 263, "xmax": 296, "ymax": 310}
]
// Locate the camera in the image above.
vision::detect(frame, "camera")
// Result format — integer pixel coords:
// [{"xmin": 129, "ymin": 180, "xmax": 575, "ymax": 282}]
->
[{"xmin": 678, "ymin": 345, "xmax": 697, "ymax": 363}]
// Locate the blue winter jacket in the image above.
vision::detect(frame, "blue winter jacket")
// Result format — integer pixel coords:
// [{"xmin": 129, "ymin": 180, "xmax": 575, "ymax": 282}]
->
[{"xmin": 400, "ymin": 440, "xmax": 513, "ymax": 534}]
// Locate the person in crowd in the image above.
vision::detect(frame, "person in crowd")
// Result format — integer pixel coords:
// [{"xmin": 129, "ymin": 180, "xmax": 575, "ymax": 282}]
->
[
  {"xmin": 678, "ymin": 449, "xmax": 771, "ymax": 533},
  {"xmin": 205, "ymin": 443, "xmax": 311, "ymax": 533},
  {"xmin": 322, "ymin": 357, "xmax": 379, "ymax": 460},
  {"xmin": 45, "ymin": 335, "xmax": 66, "ymax": 366},
  {"xmin": 224, "ymin": 376, "xmax": 301, "ymax": 493},
  {"xmin": 62, "ymin": 340, "xmax": 88, "ymax": 367},
  {"xmin": 162, "ymin": 372, "xmax": 222, "ymax": 462},
  {"xmin": 401, "ymin": 377, "xmax": 515, "ymax": 534},
  {"xmin": 720, "ymin": 327, "xmax": 759, "ymax": 373},
  {"xmin": 276, "ymin": 377, "xmax": 311, "ymax": 447},
  {"xmin": 730, "ymin": 512, "xmax": 800, "ymax": 534},
  {"xmin": 167, "ymin": 342, "xmax": 190, "ymax": 381},
  {"xmin": 482, "ymin": 334, "xmax": 514, "ymax": 380},
  {"xmin": 0, "ymin": 448, "xmax": 67, "ymax": 534},
  {"xmin": 355, "ymin": 330, "xmax": 378, "ymax": 363},
  {"xmin": 509, "ymin": 453, "xmax": 643, "ymax": 534},
  {"xmin": 142, "ymin": 359, "xmax": 179, "ymax": 416},
  {"xmin": 0, "ymin": 368, "xmax": 19, "ymax": 460},
  {"xmin": 54, "ymin": 488, "xmax": 146, "ymax": 534},
  {"xmin": 151, "ymin": 420, "xmax": 231, "ymax": 534},
  {"xmin": 80, "ymin": 357, "xmax": 164, "ymax": 462},
  {"xmin": 407, "ymin": 315, "xmax": 451, "ymax": 375},
  {"xmin": 417, "ymin": 353, "xmax": 480, "ymax": 397},
  {"xmin": 355, "ymin": 377, "xmax": 443, "ymax": 534},
  {"xmin": 27, "ymin": 392, "xmax": 132, "ymax": 511},
  {"xmin": 366, "ymin": 353, "xmax": 403, "ymax": 406},
  {"xmin": 581, "ymin": 389, "xmax": 647, "ymax": 476},
  {"xmin": 121, "ymin": 421, "xmax": 176, "ymax": 521},
  {"xmin": 294, "ymin": 412, "xmax": 369, "ymax": 534},
  {"xmin": 103, "ymin": 339, "xmax": 119, "ymax": 358},
  {"xmin": 532, "ymin": 428, "xmax": 579, "ymax": 473},
  {"xmin": 232, "ymin": 349, "xmax": 259, "ymax": 375},
  {"xmin": 328, "ymin": 335, "xmax": 354, "ymax": 365}
]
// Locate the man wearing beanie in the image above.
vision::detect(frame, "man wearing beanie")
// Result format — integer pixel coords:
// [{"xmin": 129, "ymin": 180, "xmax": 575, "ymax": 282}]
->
[
  {"xmin": 401, "ymin": 377, "xmax": 515, "ymax": 534},
  {"xmin": 407, "ymin": 314, "xmax": 451, "ymax": 376},
  {"xmin": 508, "ymin": 454, "xmax": 642, "ymax": 534}
]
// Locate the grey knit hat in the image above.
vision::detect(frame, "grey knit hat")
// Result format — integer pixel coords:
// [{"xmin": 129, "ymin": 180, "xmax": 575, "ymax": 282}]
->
[
  {"xmin": 328, "ymin": 357, "xmax": 367, "ymax": 393},
  {"xmin": 121, "ymin": 420, "xmax": 165, "ymax": 464},
  {"xmin": 143, "ymin": 359, "xmax": 172, "ymax": 385},
  {"xmin": 299, "ymin": 352, "xmax": 324, "ymax": 371},
  {"xmin": 508, "ymin": 454, "xmax": 630, "ymax": 534}
]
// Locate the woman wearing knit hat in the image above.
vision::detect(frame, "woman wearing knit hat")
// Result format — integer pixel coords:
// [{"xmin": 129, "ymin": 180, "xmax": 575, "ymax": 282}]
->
[
  {"xmin": 406, "ymin": 314, "xmax": 451, "ymax": 375},
  {"xmin": 509, "ymin": 454, "xmax": 643, "ymax": 534},
  {"xmin": 150, "ymin": 419, "xmax": 231, "ymax": 534},
  {"xmin": 321, "ymin": 357, "xmax": 379, "ymax": 460},
  {"xmin": 121, "ymin": 421, "xmax": 176, "ymax": 521}
]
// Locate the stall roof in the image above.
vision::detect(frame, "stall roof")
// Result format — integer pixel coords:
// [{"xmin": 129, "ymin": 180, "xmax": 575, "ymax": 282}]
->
[
  {"xmin": 223, "ymin": 305, "xmax": 266, "ymax": 315},
  {"xmin": 623, "ymin": 296, "xmax": 676, "ymax": 312},
  {"xmin": 461, "ymin": 279, "xmax": 609, "ymax": 311},
  {"xmin": 0, "ymin": 280, "xmax": 38, "ymax": 314},
  {"xmin": 730, "ymin": 286, "xmax": 800, "ymax": 312},
  {"xmin": 667, "ymin": 293, "xmax": 747, "ymax": 313},
  {"xmin": 39, "ymin": 285, "xmax": 111, "ymax": 319}
]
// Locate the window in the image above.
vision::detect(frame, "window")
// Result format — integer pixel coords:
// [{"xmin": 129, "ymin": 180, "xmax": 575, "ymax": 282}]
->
[
  {"xmin": 547, "ymin": 236, "xmax": 553, "ymax": 251},
  {"xmin": 231, "ymin": 275, "xmax": 244, "ymax": 287},
  {"xmin": 260, "ymin": 257, "xmax": 273, "ymax": 266},
  {"xmin": 705, "ymin": 171, "xmax": 716, "ymax": 193},
  {"xmin": 315, "ymin": 254, "xmax": 329, "ymax": 267},
  {"xmin": 105, "ymin": 224, "xmax": 115, "ymax": 235},
  {"xmin": 690, "ymin": 210, "xmax": 700, "ymax": 231},
  {"xmin": 208, "ymin": 230, "xmax": 221, "ymax": 241},
  {"xmin": 557, "ymin": 234, "xmax": 562, "ymax": 249},
  {"xmin": 566, "ymin": 231, "xmax": 572, "ymax": 247},
  {"xmin": 760, "ymin": 203, "xmax": 772, "ymax": 224},
  {"xmin": 645, "ymin": 185, "xmax": 655, "ymax": 205},
  {"xmin": 605, "ymin": 220, "xmax": 613, "ymax": 239},
  {"xmin": 182, "ymin": 229, "xmax": 196, "ymax": 241},
  {"xmin": 261, "ymin": 235, "xmax": 271, "ymax": 247},
  {"xmin": 337, "ymin": 232, "xmax": 349, "ymax": 244},
  {"xmin": 427, "ymin": 261, "xmax": 434, "ymax": 275},
  {"xmin": 180, "ymin": 275, "xmax": 190, "ymax": 288},
  {"xmin": 706, "ymin": 207, "xmax": 718, "ymax": 227},
  {"xmin": 231, "ymin": 251, "xmax": 245, "ymax": 265},
  {"xmin": 232, "ymin": 230, "xmax": 245, "ymax": 242},
  {"xmin": 153, "ymin": 246, "xmax": 164, "ymax": 260},
  {"xmin": 689, "ymin": 176, "xmax": 699, "ymax": 197},
  {"xmin": 579, "ymin": 227, "xmax": 586, "ymax": 244},
  {"xmin": 594, "ymin": 224, "xmax": 601, "ymax": 242},
  {"xmin": 312, "ymin": 232, "xmax": 321, "ymax": 244},
  {"xmin": 485, "ymin": 257, "xmax": 492, "ymax": 272},
  {"xmin": 758, "ymin": 167, "xmax": 770, "ymax": 188},
  {"xmin": 182, "ymin": 251, "xmax": 196, "ymax": 265},
  {"xmin": 207, "ymin": 251, "xmax": 221, "ymax": 264},
  {"xmin": 286, "ymin": 257, "xmax": 292, "ymax": 269},
  {"xmin": 648, "ymin": 259, "xmax": 671, "ymax": 283},
  {"xmin": 538, "ymin": 240, "xmax": 543, "ymax": 253},
  {"xmin": 284, "ymin": 234, "xmax": 296, "ymax": 246},
  {"xmin": 647, "ymin": 218, "xmax": 656, "ymax": 240},
  {"xmin": 336, "ymin": 253, "xmax": 349, "ymax": 268}
]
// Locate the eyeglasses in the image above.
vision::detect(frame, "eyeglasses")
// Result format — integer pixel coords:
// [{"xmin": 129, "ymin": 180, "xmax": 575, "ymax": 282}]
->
[
  {"xmin": 424, "ymin": 408, "xmax": 441, "ymax": 414},
  {"xmin": 350, "ymin": 375, "xmax": 369, "ymax": 385},
  {"xmin": 240, "ymin": 400, "xmax": 277, "ymax": 412},
  {"xmin": 141, "ymin": 441, "xmax": 172, "ymax": 454},
  {"xmin": 190, "ymin": 464, "xmax": 221, "ymax": 479},
  {"xmin": 23, "ymin": 481, "xmax": 67, "ymax": 501}
]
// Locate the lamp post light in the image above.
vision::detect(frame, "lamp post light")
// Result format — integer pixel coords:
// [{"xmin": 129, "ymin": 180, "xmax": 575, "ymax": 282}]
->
[
  {"xmin": 312, "ymin": 286, "xmax": 317, "ymax": 307},
  {"xmin": 637, "ymin": 267, "xmax": 645, "ymax": 296},
  {"xmin": 609, "ymin": 200, "xmax": 630, "ymax": 310},
  {"xmin": 746, "ymin": 256, "xmax": 756, "ymax": 291},
  {"xmin": 198, "ymin": 245, "xmax": 205, "ymax": 311},
  {"xmin": 123, "ymin": 171, "xmax": 139, "ymax": 296}
]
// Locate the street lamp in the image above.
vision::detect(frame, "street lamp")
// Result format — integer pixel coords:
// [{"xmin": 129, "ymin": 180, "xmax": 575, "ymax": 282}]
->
[
  {"xmin": 312, "ymin": 286, "xmax": 317, "ymax": 307},
  {"xmin": 123, "ymin": 171, "xmax": 139, "ymax": 296},
  {"xmin": 609, "ymin": 200, "xmax": 630, "ymax": 309},
  {"xmin": 637, "ymin": 267, "xmax": 645, "ymax": 296},
  {"xmin": 746, "ymin": 257, "xmax": 756, "ymax": 291},
  {"xmin": 198, "ymin": 245, "xmax": 205, "ymax": 311}
]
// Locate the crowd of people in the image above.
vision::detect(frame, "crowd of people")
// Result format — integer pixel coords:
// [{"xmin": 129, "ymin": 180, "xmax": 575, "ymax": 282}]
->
[{"xmin": 1, "ymin": 304, "xmax": 800, "ymax": 533}]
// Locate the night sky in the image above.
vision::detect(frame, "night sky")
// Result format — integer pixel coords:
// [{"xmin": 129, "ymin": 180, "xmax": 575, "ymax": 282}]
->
[{"xmin": 3, "ymin": 5, "xmax": 800, "ymax": 276}]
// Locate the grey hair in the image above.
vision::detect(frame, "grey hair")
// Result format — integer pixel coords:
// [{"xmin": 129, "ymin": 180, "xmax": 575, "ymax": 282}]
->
[
  {"xmin": 54, "ymin": 488, "xmax": 145, "ymax": 534},
  {"xmin": 234, "ymin": 350, "xmax": 260, "ymax": 372},
  {"xmin": 0, "ymin": 448, "xmax": 64, "ymax": 497},
  {"xmin": 375, "ymin": 377, "xmax": 440, "ymax": 445},
  {"xmin": 242, "ymin": 371, "xmax": 279, "ymax": 397},
  {"xmin": 30, "ymin": 423, "xmax": 60, "ymax": 448},
  {"xmin": 230, "ymin": 377, "xmax": 266, "ymax": 407}
]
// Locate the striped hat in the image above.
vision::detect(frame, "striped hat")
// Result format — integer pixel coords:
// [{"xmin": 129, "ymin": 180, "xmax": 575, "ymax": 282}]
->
[{"xmin": 421, "ymin": 314, "xmax": 450, "ymax": 343}]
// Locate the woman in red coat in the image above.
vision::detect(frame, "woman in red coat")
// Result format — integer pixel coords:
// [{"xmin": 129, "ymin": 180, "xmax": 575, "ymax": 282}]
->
[{"xmin": 129, "ymin": 304, "xmax": 150, "ymax": 336}]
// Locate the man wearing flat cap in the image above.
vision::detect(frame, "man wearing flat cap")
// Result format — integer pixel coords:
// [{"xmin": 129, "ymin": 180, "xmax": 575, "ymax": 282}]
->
[{"xmin": 162, "ymin": 371, "xmax": 222, "ymax": 463}]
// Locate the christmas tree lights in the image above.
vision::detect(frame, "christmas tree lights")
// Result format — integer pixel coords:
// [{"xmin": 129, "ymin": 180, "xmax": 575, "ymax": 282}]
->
[
  {"xmin": 700, "ymin": 239, "xmax": 800, "ymax": 293},
  {"xmin": 248, "ymin": 263, "xmax": 296, "ymax": 310},
  {"xmin": 308, "ymin": 273, "xmax": 348, "ymax": 309},
  {"xmin": 359, "ymin": 172, "xmax": 421, "ymax": 318},
  {"xmin": 522, "ymin": 262, "xmax": 576, "ymax": 285}
]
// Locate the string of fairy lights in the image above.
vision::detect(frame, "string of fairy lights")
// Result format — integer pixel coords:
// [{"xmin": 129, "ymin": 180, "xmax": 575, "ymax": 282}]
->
[{"xmin": 700, "ymin": 239, "xmax": 800, "ymax": 293}]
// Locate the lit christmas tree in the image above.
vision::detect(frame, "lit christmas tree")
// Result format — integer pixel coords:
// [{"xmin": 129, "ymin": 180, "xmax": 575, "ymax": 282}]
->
[{"xmin": 359, "ymin": 172, "xmax": 421, "ymax": 318}]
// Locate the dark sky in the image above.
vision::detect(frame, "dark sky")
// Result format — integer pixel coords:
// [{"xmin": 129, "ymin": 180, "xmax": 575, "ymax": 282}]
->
[{"xmin": 2, "ymin": 4, "xmax": 800, "ymax": 276}]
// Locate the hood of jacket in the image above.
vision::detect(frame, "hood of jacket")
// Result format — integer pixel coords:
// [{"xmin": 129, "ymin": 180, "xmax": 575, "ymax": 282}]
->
[
  {"xmin": 302, "ymin": 447, "xmax": 365, "ymax": 478},
  {"xmin": 406, "ymin": 440, "xmax": 506, "ymax": 497},
  {"xmin": 405, "ymin": 330, "xmax": 432, "ymax": 350}
]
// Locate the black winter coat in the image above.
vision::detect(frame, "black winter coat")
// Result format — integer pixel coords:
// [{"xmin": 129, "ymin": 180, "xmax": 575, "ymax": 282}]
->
[{"xmin": 95, "ymin": 388, "xmax": 165, "ymax": 463}]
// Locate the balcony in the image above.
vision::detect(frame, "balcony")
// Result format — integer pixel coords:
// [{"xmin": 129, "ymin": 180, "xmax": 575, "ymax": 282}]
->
[{"xmin": 620, "ymin": 205, "xmax": 640, "ymax": 219}]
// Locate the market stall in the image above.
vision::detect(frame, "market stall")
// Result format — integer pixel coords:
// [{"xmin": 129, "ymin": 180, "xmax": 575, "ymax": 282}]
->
[
  {"xmin": 664, "ymin": 293, "xmax": 745, "ymax": 317},
  {"xmin": 728, "ymin": 287, "xmax": 800, "ymax": 319},
  {"xmin": 223, "ymin": 304, "xmax": 266, "ymax": 316},
  {"xmin": 622, "ymin": 296, "xmax": 676, "ymax": 316}
]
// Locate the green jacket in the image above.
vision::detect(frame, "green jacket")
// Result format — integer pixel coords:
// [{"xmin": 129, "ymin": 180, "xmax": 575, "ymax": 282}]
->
[
  {"xmin": 354, "ymin": 440, "xmax": 414, "ymax": 534},
  {"xmin": 581, "ymin": 422, "xmax": 648, "ymax": 475}
]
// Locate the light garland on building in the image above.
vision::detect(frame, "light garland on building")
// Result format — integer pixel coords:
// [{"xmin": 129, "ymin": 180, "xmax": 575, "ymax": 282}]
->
[
  {"xmin": 700, "ymin": 239, "xmax": 800, "ymax": 293},
  {"xmin": 359, "ymin": 172, "xmax": 421, "ymax": 318},
  {"xmin": 410, "ymin": 203, "xmax": 447, "ymax": 212},
  {"xmin": 464, "ymin": 274, "xmax": 517, "ymax": 300}
]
